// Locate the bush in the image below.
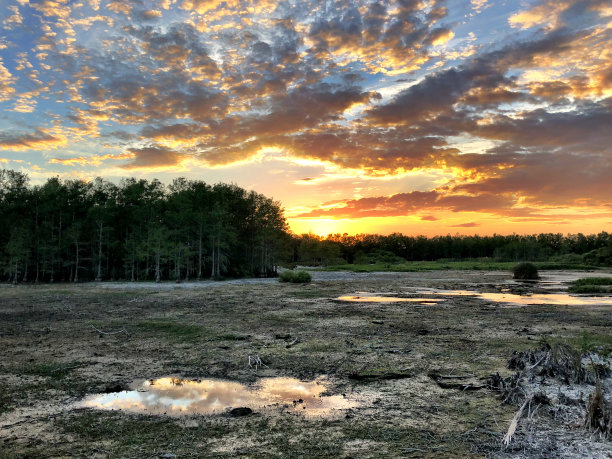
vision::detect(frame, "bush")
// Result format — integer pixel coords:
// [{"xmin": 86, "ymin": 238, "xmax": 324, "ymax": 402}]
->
[
  {"xmin": 512, "ymin": 262, "xmax": 539, "ymax": 280},
  {"xmin": 279, "ymin": 270, "xmax": 312, "ymax": 283},
  {"xmin": 582, "ymin": 246, "xmax": 612, "ymax": 267}
]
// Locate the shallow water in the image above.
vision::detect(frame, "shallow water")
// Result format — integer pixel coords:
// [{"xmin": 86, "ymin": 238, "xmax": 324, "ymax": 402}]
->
[
  {"xmin": 421, "ymin": 289, "xmax": 612, "ymax": 306},
  {"xmin": 337, "ymin": 294, "xmax": 441, "ymax": 304},
  {"xmin": 79, "ymin": 377, "xmax": 357, "ymax": 417},
  {"xmin": 340, "ymin": 287, "xmax": 612, "ymax": 306}
]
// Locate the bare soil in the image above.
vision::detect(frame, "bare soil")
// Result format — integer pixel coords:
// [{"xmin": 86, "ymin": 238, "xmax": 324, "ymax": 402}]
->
[{"xmin": 1, "ymin": 270, "xmax": 611, "ymax": 458}]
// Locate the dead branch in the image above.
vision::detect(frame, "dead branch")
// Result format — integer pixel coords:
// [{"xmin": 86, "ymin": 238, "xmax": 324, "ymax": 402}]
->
[
  {"xmin": 503, "ymin": 396, "xmax": 531, "ymax": 447},
  {"xmin": 246, "ymin": 354, "xmax": 268, "ymax": 373},
  {"xmin": 90, "ymin": 324, "xmax": 129, "ymax": 336}
]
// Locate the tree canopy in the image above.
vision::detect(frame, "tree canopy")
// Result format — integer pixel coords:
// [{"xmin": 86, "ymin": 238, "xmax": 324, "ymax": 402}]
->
[{"xmin": 0, "ymin": 170, "xmax": 288, "ymax": 282}]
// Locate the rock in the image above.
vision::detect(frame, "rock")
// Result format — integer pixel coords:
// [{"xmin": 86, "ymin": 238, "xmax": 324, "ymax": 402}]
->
[{"xmin": 230, "ymin": 407, "xmax": 253, "ymax": 416}]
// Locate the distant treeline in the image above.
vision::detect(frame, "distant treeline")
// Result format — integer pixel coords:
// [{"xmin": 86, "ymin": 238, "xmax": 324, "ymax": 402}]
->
[
  {"xmin": 0, "ymin": 170, "xmax": 288, "ymax": 283},
  {"xmin": 2, "ymin": 169, "xmax": 611, "ymax": 283},
  {"xmin": 288, "ymin": 231, "xmax": 612, "ymax": 267}
]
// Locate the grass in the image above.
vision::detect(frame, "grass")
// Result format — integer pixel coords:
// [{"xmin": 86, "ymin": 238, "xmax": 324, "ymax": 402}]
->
[
  {"xmin": 135, "ymin": 320, "xmax": 249, "ymax": 342},
  {"xmin": 59, "ymin": 411, "xmax": 231, "ymax": 455},
  {"xmin": 568, "ymin": 277, "xmax": 612, "ymax": 293},
  {"xmin": 18, "ymin": 361, "xmax": 81, "ymax": 379},
  {"xmin": 136, "ymin": 319, "xmax": 204, "ymax": 341},
  {"xmin": 578, "ymin": 332, "xmax": 612, "ymax": 356},
  {"xmin": 279, "ymin": 270, "xmax": 312, "ymax": 283},
  {"xmin": 0, "ymin": 385, "xmax": 11, "ymax": 415}
]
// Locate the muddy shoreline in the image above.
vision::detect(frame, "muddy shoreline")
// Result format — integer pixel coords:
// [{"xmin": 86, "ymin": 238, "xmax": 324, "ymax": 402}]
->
[{"xmin": 1, "ymin": 270, "xmax": 611, "ymax": 457}]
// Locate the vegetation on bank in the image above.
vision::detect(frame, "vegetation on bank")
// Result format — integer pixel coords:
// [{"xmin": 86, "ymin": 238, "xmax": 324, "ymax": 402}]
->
[
  {"xmin": 568, "ymin": 278, "xmax": 612, "ymax": 294},
  {"xmin": 2, "ymin": 169, "xmax": 612, "ymax": 282},
  {"xmin": 278, "ymin": 270, "xmax": 312, "ymax": 283}
]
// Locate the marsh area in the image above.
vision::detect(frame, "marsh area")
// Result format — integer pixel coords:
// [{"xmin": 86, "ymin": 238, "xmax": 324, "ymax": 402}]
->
[{"xmin": 1, "ymin": 270, "xmax": 612, "ymax": 457}]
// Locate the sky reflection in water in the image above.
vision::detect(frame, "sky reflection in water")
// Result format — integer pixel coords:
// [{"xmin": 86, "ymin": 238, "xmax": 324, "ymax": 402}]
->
[
  {"xmin": 337, "ymin": 295, "xmax": 441, "ymax": 304},
  {"xmin": 80, "ymin": 377, "xmax": 357, "ymax": 417},
  {"xmin": 338, "ymin": 290, "xmax": 612, "ymax": 306}
]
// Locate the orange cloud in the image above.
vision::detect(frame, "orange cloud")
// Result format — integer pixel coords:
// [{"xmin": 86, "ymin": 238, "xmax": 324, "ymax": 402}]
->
[{"xmin": 49, "ymin": 153, "xmax": 135, "ymax": 166}]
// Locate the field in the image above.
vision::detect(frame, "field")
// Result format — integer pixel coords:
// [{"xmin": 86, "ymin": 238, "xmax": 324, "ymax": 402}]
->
[{"xmin": 1, "ymin": 270, "xmax": 612, "ymax": 458}]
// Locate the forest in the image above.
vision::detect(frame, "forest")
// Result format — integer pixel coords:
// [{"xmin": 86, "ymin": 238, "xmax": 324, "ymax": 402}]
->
[
  {"xmin": 290, "ymin": 231, "xmax": 612, "ymax": 267},
  {"xmin": 0, "ymin": 169, "xmax": 288, "ymax": 283},
  {"xmin": 1, "ymin": 168, "xmax": 611, "ymax": 283}
]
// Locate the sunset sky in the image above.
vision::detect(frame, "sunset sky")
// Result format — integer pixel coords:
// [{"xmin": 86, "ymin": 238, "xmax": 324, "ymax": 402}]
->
[{"xmin": 1, "ymin": 0, "xmax": 611, "ymax": 236}]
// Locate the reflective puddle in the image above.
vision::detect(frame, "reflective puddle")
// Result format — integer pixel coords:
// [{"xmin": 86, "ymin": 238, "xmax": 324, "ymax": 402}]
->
[
  {"xmin": 337, "ymin": 294, "xmax": 441, "ymax": 304},
  {"xmin": 418, "ymin": 289, "xmax": 612, "ymax": 306},
  {"xmin": 79, "ymin": 377, "xmax": 358, "ymax": 417},
  {"xmin": 339, "ymin": 289, "xmax": 612, "ymax": 306},
  {"xmin": 447, "ymin": 291, "xmax": 612, "ymax": 306}
]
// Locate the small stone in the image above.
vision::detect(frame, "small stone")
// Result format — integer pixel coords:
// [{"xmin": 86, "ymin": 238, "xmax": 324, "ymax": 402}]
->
[{"xmin": 230, "ymin": 407, "xmax": 253, "ymax": 416}]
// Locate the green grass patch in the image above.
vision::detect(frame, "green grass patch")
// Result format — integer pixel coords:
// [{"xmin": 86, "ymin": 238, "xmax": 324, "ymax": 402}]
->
[
  {"xmin": 568, "ymin": 277, "xmax": 612, "ymax": 293},
  {"xmin": 136, "ymin": 320, "xmax": 203, "ymax": 341},
  {"xmin": 279, "ymin": 270, "xmax": 312, "ymax": 283},
  {"xmin": 18, "ymin": 361, "xmax": 81, "ymax": 379},
  {"xmin": 572, "ymin": 277, "xmax": 612, "ymax": 286},
  {"xmin": 59, "ymin": 411, "xmax": 230, "ymax": 454}
]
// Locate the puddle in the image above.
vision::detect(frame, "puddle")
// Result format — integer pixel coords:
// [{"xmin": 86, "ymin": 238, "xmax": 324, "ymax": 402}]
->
[
  {"xmin": 423, "ymin": 290, "xmax": 612, "ymax": 306},
  {"xmin": 79, "ymin": 377, "xmax": 358, "ymax": 417},
  {"xmin": 337, "ymin": 294, "xmax": 441, "ymax": 304}
]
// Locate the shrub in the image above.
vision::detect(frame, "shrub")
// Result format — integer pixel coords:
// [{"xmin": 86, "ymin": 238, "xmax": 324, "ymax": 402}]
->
[
  {"xmin": 512, "ymin": 262, "xmax": 539, "ymax": 280},
  {"xmin": 582, "ymin": 245, "xmax": 612, "ymax": 267},
  {"xmin": 279, "ymin": 270, "xmax": 312, "ymax": 283}
]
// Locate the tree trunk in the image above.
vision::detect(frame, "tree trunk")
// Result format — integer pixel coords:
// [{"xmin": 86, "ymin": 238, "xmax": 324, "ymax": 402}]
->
[
  {"xmin": 198, "ymin": 224, "xmax": 203, "ymax": 280},
  {"xmin": 12, "ymin": 259, "xmax": 19, "ymax": 284},
  {"xmin": 155, "ymin": 239, "xmax": 161, "ymax": 283},
  {"xmin": 175, "ymin": 246, "xmax": 181, "ymax": 283},
  {"xmin": 74, "ymin": 239, "xmax": 79, "ymax": 282},
  {"xmin": 210, "ymin": 236, "xmax": 216, "ymax": 279},
  {"xmin": 96, "ymin": 221, "xmax": 103, "ymax": 281}
]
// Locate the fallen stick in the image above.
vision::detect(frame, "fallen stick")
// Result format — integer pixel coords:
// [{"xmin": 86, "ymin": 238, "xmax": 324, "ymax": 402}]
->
[
  {"xmin": 436, "ymin": 374, "xmax": 475, "ymax": 379},
  {"xmin": 90, "ymin": 325, "xmax": 128, "ymax": 336},
  {"xmin": 503, "ymin": 396, "xmax": 531, "ymax": 447}
]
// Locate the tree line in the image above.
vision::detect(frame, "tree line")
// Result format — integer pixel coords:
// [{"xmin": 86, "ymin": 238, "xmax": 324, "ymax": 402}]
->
[
  {"xmin": 288, "ymin": 232, "xmax": 612, "ymax": 266},
  {"xmin": 0, "ymin": 170, "xmax": 288, "ymax": 283},
  {"xmin": 2, "ymin": 168, "xmax": 611, "ymax": 283}
]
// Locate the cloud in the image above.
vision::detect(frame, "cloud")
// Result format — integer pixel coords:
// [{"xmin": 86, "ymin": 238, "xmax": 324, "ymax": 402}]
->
[
  {"xmin": 1, "ymin": 0, "xmax": 611, "ymax": 227},
  {"xmin": 449, "ymin": 222, "xmax": 480, "ymax": 227},
  {"xmin": 122, "ymin": 145, "xmax": 184, "ymax": 169},
  {"xmin": 295, "ymin": 190, "xmax": 517, "ymax": 219},
  {"xmin": 0, "ymin": 129, "xmax": 66, "ymax": 151},
  {"xmin": 0, "ymin": 58, "xmax": 16, "ymax": 102},
  {"xmin": 49, "ymin": 153, "xmax": 135, "ymax": 166}
]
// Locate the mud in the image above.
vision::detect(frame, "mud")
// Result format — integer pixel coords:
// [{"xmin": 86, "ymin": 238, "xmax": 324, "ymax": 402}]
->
[{"xmin": 1, "ymin": 269, "xmax": 611, "ymax": 457}]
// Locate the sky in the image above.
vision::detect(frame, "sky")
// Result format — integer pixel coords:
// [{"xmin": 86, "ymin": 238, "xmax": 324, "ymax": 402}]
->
[{"xmin": 0, "ymin": 0, "xmax": 611, "ymax": 236}]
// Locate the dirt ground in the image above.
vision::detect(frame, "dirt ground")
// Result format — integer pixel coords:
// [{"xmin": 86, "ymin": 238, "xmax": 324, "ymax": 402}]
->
[{"xmin": 1, "ymin": 270, "xmax": 612, "ymax": 458}]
